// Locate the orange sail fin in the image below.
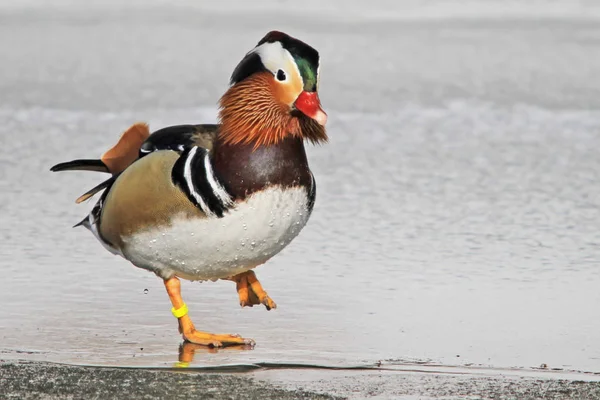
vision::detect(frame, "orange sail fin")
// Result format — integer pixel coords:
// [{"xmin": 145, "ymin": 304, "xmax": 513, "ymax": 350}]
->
[{"xmin": 101, "ymin": 122, "xmax": 150, "ymax": 174}]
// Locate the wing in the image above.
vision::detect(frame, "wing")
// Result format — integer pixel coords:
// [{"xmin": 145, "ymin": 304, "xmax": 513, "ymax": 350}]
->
[
  {"xmin": 99, "ymin": 147, "xmax": 233, "ymax": 248},
  {"xmin": 51, "ymin": 123, "xmax": 219, "ymax": 174},
  {"xmin": 51, "ymin": 123, "xmax": 220, "ymax": 202},
  {"xmin": 139, "ymin": 124, "xmax": 218, "ymax": 156},
  {"xmin": 51, "ymin": 122, "xmax": 228, "ymax": 253}
]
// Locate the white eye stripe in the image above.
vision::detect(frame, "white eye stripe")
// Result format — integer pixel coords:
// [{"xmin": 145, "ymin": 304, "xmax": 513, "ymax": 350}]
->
[{"xmin": 253, "ymin": 42, "xmax": 303, "ymax": 86}]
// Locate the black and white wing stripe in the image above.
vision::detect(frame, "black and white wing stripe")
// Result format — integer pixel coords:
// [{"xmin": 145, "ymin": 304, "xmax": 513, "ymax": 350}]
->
[{"xmin": 171, "ymin": 146, "xmax": 234, "ymax": 218}]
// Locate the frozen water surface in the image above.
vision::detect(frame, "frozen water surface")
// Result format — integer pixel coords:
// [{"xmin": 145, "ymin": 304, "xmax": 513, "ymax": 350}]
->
[{"xmin": 0, "ymin": 0, "xmax": 599, "ymax": 381}]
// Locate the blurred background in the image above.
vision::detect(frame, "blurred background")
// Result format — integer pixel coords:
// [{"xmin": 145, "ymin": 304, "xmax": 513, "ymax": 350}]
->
[{"xmin": 1, "ymin": 0, "xmax": 599, "ymax": 376}]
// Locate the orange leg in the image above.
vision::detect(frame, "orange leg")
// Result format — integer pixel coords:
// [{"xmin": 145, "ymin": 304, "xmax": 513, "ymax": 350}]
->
[
  {"xmin": 227, "ymin": 270, "xmax": 277, "ymax": 310},
  {"xmin": 164, "ymin": 277, "xmax": 255, "ymax": 347}
]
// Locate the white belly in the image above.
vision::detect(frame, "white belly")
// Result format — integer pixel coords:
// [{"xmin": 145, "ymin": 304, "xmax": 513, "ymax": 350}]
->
[{"xmin": 121, "ymin": 186, "xmax": 312, "ymax": 280}]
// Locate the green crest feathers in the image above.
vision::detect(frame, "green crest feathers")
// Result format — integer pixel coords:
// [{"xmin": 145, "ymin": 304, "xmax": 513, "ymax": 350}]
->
[{"xmin": 295, "ymin": 57, "xmax": 318, "ymax": 91}]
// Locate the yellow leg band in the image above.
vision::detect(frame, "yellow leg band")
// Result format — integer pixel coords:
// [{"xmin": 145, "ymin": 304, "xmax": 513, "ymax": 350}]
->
[
  {"xmin": 171, "ymin": 303, "xmax": 188, "ymax": 318},
  {"xmin": 174, "ymin": 361, "xmax": 189, "ymax": 368}
]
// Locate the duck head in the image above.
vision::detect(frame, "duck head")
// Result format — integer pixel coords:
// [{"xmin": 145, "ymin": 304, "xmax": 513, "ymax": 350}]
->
[{"xmin": 219, "ymin": 31, "xmax": 328, "ymax": 147}]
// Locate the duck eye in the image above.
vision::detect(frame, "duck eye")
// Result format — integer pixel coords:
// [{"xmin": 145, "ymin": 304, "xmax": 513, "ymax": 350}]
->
[{"xmin": 276, "ymin": 69, "xmax": 286, "ymax": 81}]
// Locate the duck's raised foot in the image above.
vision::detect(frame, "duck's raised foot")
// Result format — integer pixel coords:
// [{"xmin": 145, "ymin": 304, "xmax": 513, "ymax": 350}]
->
[{"xmin": 229, "ymin": 270, "xmax": 277, "ymax": 310}]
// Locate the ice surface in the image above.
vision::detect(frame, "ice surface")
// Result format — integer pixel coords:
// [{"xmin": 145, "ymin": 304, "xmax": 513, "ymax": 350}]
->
[{"xmin": 0, "ymin": 0, "xmax": 599, "ymax": 376}]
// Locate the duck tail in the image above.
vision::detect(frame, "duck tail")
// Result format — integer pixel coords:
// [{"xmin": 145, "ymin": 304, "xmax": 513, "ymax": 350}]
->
[
  {"xmin": 50, "ymin": 122, "xmax": 150, "ymax": 175},
  {"xmin": 50, "ymin": 159, "xmax": 109, "ymax": 173},
  {"xmin": 51, "ymin": 122, "xmax": 150, "ymax": 204}
]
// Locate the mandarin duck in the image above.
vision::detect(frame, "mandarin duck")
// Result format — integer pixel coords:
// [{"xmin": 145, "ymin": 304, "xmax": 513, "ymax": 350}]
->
[{"xmin": 51, "ymin": 31, "xmax": 327, "ymax": 347}]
